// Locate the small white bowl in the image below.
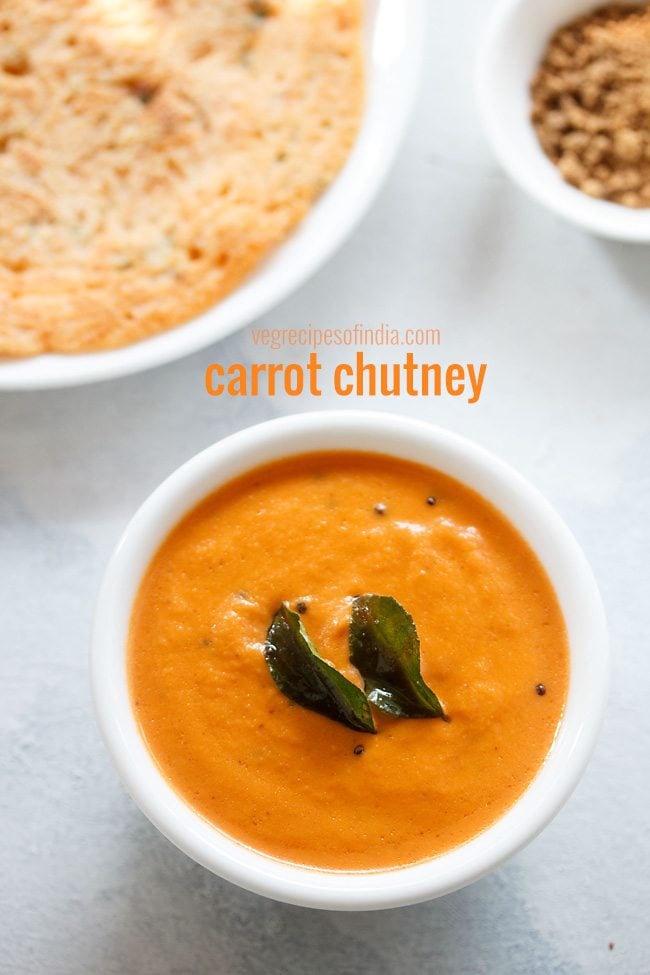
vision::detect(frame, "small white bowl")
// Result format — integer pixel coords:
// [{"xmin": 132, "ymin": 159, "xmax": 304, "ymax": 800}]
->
[
  {"xmin": 477, "ymin": 0, "xmax": 650, "ymax": 241},
  {"xmin": 91, "ymin": 412, "xmax": 608, "ymax": 911},
  {"xmin": 0, "ymin": 0, "xmax": 425, "ymax": 390}
]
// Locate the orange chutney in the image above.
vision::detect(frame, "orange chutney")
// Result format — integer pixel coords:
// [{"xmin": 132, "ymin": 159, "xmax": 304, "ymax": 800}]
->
[{"xmin": 128, "ymin": 452, "xmax": 569, "ymax": 871}]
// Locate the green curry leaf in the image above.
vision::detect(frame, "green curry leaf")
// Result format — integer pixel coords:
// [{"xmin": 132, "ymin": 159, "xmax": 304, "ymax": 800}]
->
[
  {"xmin": 265, "ymin": 604, "xmax": 376, "ymax": 734},
  {"xmin": 350, "ymin": 595, "xmax": 445, "ymax": 719}
]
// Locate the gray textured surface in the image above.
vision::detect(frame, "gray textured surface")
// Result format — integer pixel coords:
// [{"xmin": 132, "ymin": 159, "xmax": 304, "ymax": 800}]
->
[{"xmin": 1, "ymin": 3, "xmax": 649, "ymax": 973}]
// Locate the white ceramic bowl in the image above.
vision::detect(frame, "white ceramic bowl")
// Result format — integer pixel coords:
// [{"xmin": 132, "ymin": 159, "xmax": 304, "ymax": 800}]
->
[
  {"xmin": 92, "ymin": 411, "xmax": 608, "ymax": 910},
  {"xmin": 0, "ymin": 0, "xmax": 424, "ymax": 390},
  {"xmin": 477, "ymin": 0, "xmax": 650, "ymax": 241}
]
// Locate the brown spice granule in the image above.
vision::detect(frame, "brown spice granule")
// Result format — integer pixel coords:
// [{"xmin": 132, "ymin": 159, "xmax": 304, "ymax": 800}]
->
[{"xmin": 531, "ymin": 4, "xmax": 650, "ymax": 207}]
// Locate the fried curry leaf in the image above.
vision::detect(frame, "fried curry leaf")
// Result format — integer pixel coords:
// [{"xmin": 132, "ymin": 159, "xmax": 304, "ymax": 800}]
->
[
  {"xmin": 265, "ymin": 604, "xmax": 376, "ymax": 733},
  {"xmin": 350, "ymin": 595, "xmax": 445, "ymax": 719}
]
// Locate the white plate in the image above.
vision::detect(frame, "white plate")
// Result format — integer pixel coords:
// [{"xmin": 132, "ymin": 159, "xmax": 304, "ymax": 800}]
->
[{"xmin": 0, "ymin": 0, "xmax": 425, "ymax": 390}]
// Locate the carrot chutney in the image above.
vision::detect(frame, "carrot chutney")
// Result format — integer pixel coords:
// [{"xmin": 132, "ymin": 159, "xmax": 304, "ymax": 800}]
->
[{"xmin": 128, "ymin": 452, "xmax": 569, "ymax": 871}]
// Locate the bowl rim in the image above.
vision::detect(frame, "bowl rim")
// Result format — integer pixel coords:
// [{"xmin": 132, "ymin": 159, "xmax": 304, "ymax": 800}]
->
[
  {"xmin": 91, "ymin": 410, "xmax": 608, "ymax": 910},
  {"xmin": 476, "ymin": 0, "xmax": 650, "ymax": 242},
  {"xmin": 0, "ymin": 0, "xmax": 426, "ymax": 391}
]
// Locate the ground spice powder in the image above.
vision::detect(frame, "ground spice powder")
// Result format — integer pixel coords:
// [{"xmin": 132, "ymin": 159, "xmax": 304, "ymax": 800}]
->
[{"xmin": 531, "ymin": 4, "xmax": 650, "ymax": 207}]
